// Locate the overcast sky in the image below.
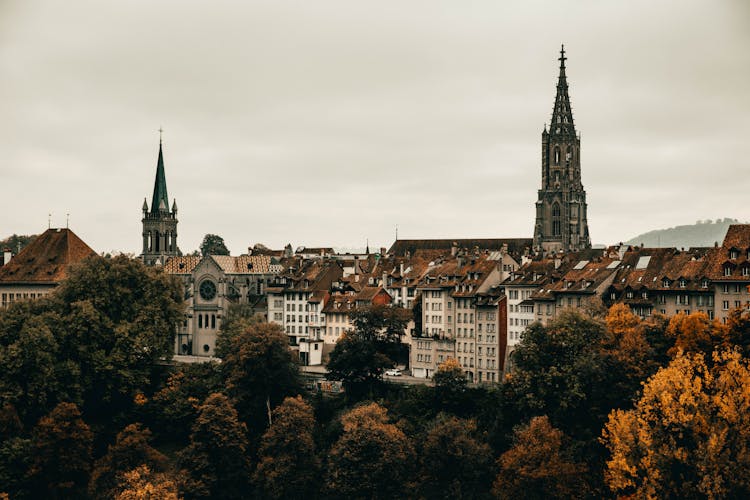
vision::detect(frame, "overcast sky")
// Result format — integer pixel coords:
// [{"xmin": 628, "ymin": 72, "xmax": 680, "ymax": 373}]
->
[{"xmin": 1, "ymin": 1, "xmax": 749, "ymax": 255}]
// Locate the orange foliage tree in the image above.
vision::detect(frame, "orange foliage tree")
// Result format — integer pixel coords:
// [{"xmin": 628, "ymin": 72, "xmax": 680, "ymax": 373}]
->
[
  {"xmin": 114, "ymin": 465, "xmax": 179, "ymax": 500},
  {"xmin": 602, "ymin": 350, "xmax": 750, "ymax": 498},
  {"xmin": 493, "ymin": 415, "xmax": 587, "ymax": 499},
  {"xmin": 325, "ymin": 402, "xmax": 415, "ymax": 499}
]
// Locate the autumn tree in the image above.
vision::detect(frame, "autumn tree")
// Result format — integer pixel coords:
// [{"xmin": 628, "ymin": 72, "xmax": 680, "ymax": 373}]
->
[
  {"xmin": 253, "ymin": 396, "xmax": 320, "ymax": 499},
  {"xmin": 493, "ymin": 416, "xmax": 587, "ymax": 500},
  {"xmin": 602, "ymin": 350, "xmax": 750, "ymax": 499},
  {"xmin": 114, "ymin": 465, "xmax": 178, "ymax": 500},
  {"xmin": 325, "ymin": 402, "xmax": 415, "ymax": 499},
  {"xmin": 432, "ymin": 357, "xmax": 468, "ymax": 412},
  {"xmin": 88, "ymin": 423, "xmax": 168, "ymax": 499},
  {"xmin": 199, "ymin": 234, "xmax": 230, "ymax": 256},
  {"xmin": 28, "ymin": 402, "xmax": 94, "ymax": 499},
  {"xmin": 666, "ymin": 311, "xmax": 726, "ymax": 358},
  {"xmin": 220, "ymin": 322, "xmax": 300, "ymax": 429},
  {"xmin": 177, "ymin": 393, "xmax": 252, "ymax": 499},
  {"xmin": 148, "ymin": 362, "xmax": 223, "ymax": 442},
  {"xmin": 418, "ymin": 415, "xmax": 494, "ymax": 499}
]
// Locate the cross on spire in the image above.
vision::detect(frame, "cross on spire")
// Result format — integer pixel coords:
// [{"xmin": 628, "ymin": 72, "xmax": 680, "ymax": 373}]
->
[{"xmin": 158, "ymin": 127, "xmax": 163, "ymax": 145}]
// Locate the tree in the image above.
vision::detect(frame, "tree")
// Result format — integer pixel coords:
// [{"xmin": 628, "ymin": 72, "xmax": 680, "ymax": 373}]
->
[
  {"xmin": 326, "ymin": 331, "xmax": 392, "ymax": 395},
  {"xmin": 253, "ymin": 396, "xmax": 320, "ymax": 499},
  {"xmin": 419, "ymin": 415, "xmax": 493, "ymax": 499},
  {"xmin": 504, "ymin": 311, "xmax": 617, "ymax": 440},
  {"xmin": 149, "ymin": 362, "xmax": 223, "ymax": 442},
  {"xmin": 493, "ymin": 416, "xmax": 587, "ymax": 500},
  {"xmin": 432, "ymin": 357, "xmax": 468, "ymax": 412},
  {"xmin": 666, "ymin": 311, "xmax": 726, "ymax": 358},
  {"xmin": 114, "ymin": 465, "xmax": 178, "ymax": 500},
  {"xmin": 602, "ymin": 350, "xmax": 750, "ymax": 499},
  {"xmin": 0, "ymin": 256, "xmax": 183, "ymax": 427},
  {"xmin": 28, "ymin": 402, "xmax": 93, "ymax": 499},
  {"xmin": 325, "ymin": 402, "xmax": 415, "ymax": 499},
  {"xmin": 199, "ymin": 234, "xmax": 229, "ymax": 256},
  {"xmin": 327, "ymin": 305, "xmax": 410, "ymax": 396},
  {"xmin": 177, "ymin": 393, "xmax": 252, "ymax": 499},
  {"xmin": 88, "ymin": 423, "xmax": 168, "ymax": 499},
  {"xmin": 220, "ymin": 322, "xmax": 300, "ymax": 429}
]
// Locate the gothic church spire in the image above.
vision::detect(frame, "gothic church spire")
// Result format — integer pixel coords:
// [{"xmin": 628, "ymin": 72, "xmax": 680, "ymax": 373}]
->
[
  {"xmin": 550, "ymin": 45, "xmax": 576, "ymax": 138},
  {"xmin": 150, "ymin": 139, "xmax": 170, "ymax": 213}
]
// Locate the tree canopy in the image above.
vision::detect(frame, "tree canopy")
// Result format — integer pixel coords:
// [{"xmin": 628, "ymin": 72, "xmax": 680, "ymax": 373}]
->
[{"xmin": 199, "ymin": 234, "xmax": 229, "ymax": 256}]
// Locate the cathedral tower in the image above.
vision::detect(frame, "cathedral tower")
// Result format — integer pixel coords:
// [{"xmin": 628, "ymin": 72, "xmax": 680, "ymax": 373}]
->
[
  {"xmin": 142, "ymin": 137, "xmax": 179, "ymax": 265},
  {"xmin": 533, "ymin": 46, "xmax": 591, "ymax": 254}
]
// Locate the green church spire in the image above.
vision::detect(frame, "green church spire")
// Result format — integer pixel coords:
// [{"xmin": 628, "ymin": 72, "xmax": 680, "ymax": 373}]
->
[{"xmin": 150, "ymin": 138, "xmax": 170, "ymax": 214}]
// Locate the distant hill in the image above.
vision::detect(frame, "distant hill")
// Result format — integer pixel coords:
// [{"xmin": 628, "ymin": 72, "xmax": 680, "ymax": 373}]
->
[{"xmin": 625, "ymin": 219, "xmax": 745, "ymax": 249}]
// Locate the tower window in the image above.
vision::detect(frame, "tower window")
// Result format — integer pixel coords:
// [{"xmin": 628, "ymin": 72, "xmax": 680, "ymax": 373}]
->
[
  {"xmin": 554, "ymin": 147, "xmax": 560, "ymax": 165},
  {"xmin": 552, "ymin": 204, "xmax": 561, "ymax": 237}
]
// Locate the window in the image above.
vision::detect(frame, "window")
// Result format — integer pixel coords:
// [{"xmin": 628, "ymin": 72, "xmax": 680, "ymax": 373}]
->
[
  {"xmin": 725, "ymin": 266, "xmax": 732, "ymax": 277},
  {"xmin": 723, "ymin": 300, "xmax": 730, "ymax": 310}
]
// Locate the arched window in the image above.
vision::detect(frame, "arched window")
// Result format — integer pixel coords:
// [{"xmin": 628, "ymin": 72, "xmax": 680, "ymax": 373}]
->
[
  {"xmin": 552, "ymin": 203, "xmax": 561, "ymax": 236},
  {"xmin": 198, "ymin": 315, "xmax": 203, "ymax": 328},
  {"xmin": 154, "ymin": 231, "xmax": 160, "ymax": 252},
  {"xmin": 554, "ymin": 147, "xmax": 560, "ymax": 165}
]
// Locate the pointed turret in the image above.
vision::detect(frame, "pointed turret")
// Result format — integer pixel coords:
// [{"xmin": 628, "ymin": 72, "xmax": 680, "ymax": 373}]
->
[
  {"xmin": 172, "ymin": 199, "xmax": 178, "ymax": 213},
  {"xmin": 150, "ymin": 140, "xmax": 170, "ymax": 214},
  {"xmin": 549, "ymin": 45, "xmax": 576, "ymax": 138},
  {"xmin": 142, "ymin": 198, "xmax": 149, "ymax": 212}
]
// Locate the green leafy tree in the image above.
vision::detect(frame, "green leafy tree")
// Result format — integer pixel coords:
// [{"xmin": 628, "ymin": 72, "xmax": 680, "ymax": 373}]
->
[
  {"xmin": 177, "ymin": 393, "xmax": 252, "ymax": 499},
  {"xmin": 493, "ymin": 416, "xmax": 587, "ymax": 500},
  {"xmin": 419, "ymin": 415, "xmax": 494, "ymax": 499},
  {"xmin": 327, "ymin": 305, "xmax": 410, "ymax": 396},
  {"xmin": 0, "ymin": 256, "xmax": 183, "ymax": 427},
  {"xmin": 325, "ymin": 402, "xmax": 415, "ymax": 499},
  {"xmin": 221, "ymin": 322, "xmax": 300, "ymax": 429},
  {"xmin": 28, "ymin": 402, "xmax": 93, "ymax": 499},
  {"xmin": 433, "ymin": 357, "xmax": 468, "ymax": 411},
  {"xmin": 253, "ymin": 396, "xmax": 320, "ymax": 499},
  {"xmin": 0, "ymin": 436, "xmax": 32, "ymax": 499},
  {"xmin": 199, "ymin": 234, "xmax": 230, "ymax": 256},
  {"xmin": 89, "ymin": 423, "xmax": 168, "ymax": 500}
]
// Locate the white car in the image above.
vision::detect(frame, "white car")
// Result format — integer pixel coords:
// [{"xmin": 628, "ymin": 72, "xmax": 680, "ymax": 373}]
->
[{"xmin": 384, "ymin": 368, "xmax": 402, "ymax": 377}]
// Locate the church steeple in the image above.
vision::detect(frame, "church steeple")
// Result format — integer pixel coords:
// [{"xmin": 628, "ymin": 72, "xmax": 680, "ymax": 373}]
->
[
  {"xmin": 549, "ymin": 45, "xmax": 576, "ymax": 138},
  {"xmin": 150, "ymin": 139, "xmax": 170, "ymax": 213},
  {"xmin": 533, "ymin": 46, "xmax": 590, "ymax": 254},
  {"xmin": 141, "ymin": 134, "xmax": 179, "ymax": 266}
]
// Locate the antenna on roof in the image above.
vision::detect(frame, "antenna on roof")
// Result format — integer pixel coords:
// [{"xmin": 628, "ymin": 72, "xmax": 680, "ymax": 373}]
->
[
  {"xmin": 395, "ymin": 224, "xmax": 398, "ymax": 241},
  {"xmin": 48, "ymin": 213, "xmax": 51, "ymax": 229},
  {"xmin": 66, "ymin": 213, "xmax": 69, "ymax": 229}
]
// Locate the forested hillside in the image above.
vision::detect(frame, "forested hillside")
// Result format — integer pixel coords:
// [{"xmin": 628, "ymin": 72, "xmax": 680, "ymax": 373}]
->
[{"xmin": 625, "ymin": 218, "xmax": 742, "ymax": 248}]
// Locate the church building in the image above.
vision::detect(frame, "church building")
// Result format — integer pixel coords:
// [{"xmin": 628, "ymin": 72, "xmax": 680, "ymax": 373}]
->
[
  {"xmin": 533, "ymin": 46, "xmax": 591, "ymax": 254},
  {"xmin": 141, "ymin": 138, "xmax": 179, "ymax": 266}
]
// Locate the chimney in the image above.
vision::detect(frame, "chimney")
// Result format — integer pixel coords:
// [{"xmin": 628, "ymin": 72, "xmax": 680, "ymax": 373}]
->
[
  {"xmin": 382, "ymin": 272, "xmax": 388, "ymax": 286},
  {"xmin": 451, "ymin": 241, "xmax": 458, "ymax": 257},
  {"xmin": 400, "ymin": 263, "xmax": 404, "ymax": 275},
  {"xmin": 554, "ymin": 256, "xmax": 562, "ymax": 269},
  {"xmin": 380, "ymin": 247, "xmax": 386, "ymax": 256},
  {"xmin": 2, "ymin": 248, "xmax": 11, "ymax": 265}
]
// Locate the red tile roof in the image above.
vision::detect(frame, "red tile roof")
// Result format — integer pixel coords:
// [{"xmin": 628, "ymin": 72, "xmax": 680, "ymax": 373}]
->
[{"xmin": 0, "ymin": 228, "xmax": 96, "ymax": 283}]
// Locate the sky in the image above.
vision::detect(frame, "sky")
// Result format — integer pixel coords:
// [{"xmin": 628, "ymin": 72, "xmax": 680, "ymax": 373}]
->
[{"xmin": 1, "ymin": 0, "xmax": 749, "ymax": 255}]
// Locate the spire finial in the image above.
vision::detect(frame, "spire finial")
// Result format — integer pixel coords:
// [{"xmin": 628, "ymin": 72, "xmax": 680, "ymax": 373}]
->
[
  {"xmin": 158, "ymin": 127, "xmax": 163, "ymax": 145},
  {"xmin": 559, "ymin": 44, "xmax": 566, "ymax": 68}
]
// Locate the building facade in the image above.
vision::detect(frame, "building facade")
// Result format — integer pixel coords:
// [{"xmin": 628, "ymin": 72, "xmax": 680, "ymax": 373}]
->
[{"xmin": 533, "ymin": 46, "xmax": 591, "ymax": 254}]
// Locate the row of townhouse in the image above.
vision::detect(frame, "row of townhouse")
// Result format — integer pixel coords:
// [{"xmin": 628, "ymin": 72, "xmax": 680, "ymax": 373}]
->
[
  {"xmin": 501, "ymin": 224, "xmax": 750, "ymax": 370},
  {"xmin": 410, "ymin": 249, "xmax": 514, "ymax": 383}
]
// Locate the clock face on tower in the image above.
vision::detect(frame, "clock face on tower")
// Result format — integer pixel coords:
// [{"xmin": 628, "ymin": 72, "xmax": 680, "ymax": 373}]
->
[{"xmin": 199, "ymin": 280, "xmax": 217, "ymax": 301}]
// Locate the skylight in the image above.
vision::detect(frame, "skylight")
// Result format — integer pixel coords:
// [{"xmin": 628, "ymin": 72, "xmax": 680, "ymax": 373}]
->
[
  {"xmin": 573, "ymin": 260, "xmax": 588, "ymax": 270},
  {"xmin": 606, "ymin": 260, "xmax": 620, "ymax": 269},
  {"xmin": 636, "ymin": 256, "xmax": 651, "ymax": 269}
]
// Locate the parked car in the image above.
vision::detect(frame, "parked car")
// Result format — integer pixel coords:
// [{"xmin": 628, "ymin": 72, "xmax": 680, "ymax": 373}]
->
[{"xmin": 384, "ymin": 368, "xmax": 402, "ymax": 377}]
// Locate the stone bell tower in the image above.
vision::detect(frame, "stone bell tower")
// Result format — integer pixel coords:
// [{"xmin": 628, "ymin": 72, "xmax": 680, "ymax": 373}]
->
[
  {"xmin": 141, "ymin": 135, "xmax": 179, "ymax": 266},
  {"xmin": 533, "ymin": 45, "xmax": 591, "ymax": 254}
]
